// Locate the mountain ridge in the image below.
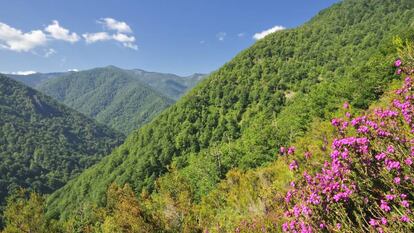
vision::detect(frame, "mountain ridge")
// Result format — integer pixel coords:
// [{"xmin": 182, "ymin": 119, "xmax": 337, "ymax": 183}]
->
[{"xmin": 7, "ymin": 67, "xmax": 206, "ymax": 134}]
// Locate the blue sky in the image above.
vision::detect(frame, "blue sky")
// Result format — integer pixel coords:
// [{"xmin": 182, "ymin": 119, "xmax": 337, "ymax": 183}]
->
[{"xmin": 0, "ymin": 0, "xmax": 339, "ymax": 76}]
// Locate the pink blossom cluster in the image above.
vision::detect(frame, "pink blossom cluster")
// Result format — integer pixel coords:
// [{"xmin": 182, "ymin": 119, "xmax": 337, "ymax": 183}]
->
[{"xmin": 281, "ymin": 60, "xmax": 414, "ymax": 232}]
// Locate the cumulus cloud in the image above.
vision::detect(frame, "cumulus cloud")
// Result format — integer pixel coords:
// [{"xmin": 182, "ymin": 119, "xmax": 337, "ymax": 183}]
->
[
  {"xmin": 83, "ymin": 32, "xmax": 137, "ymax": 50},
  {"xmin": 83, "ymin": 32, "xmax": 112, "ymax": 43},
  {"xmin": 98, "ymin": 18, "xmax": 132, "ymax": 33},
  {"xmin": 112, "ymin": 33, "xmax": 137, "ymax": 50},
  {"xmin": 67, "ymin": 68, "xmax": 79, "ymax": 72},
  {"xmin": 45, "ymin": 20, "xmax": 80, "ymax": 43},
  {"xmin": 216, "ymin": 32, "xmax": 226, "ymax": 41},
  {"xmin": 253, "ymin": 25, "xmax": 285, "ymax": 40},
  {"xmin": 0, "ymin": 22, "xmax": 47, "ymax": 52},
  {"xmin": 0, "ymin": 18, "xmax": 138, "ymax": 53}
]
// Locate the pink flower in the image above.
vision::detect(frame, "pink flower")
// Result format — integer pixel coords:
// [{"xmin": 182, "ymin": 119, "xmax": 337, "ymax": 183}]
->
[
  {"xmin": 280, "ymin": 147, "xmax": 286, "ymax": 154},
  {"xmin": 369, "ymin": 218, "xmax": 378, "ymax": 226},
  {"xmin": 285, "ymin": 191, "xmax": 293, "ymax": 203},
  {"xmin": 342, "ymin": 121, "xmax": 349, "ymax": 129},
  {"xmin": 343, "ymin": 102, "xmax": 349, "ymax": 109},
  {"xmin": 385, "ymin": 194, "xmax": 395, "ymax": 200},
  {"xmin": 331, "ymin": 118, "xmax": 341, "ymax": 127},
  {"xmin": 380, "ymin": 200, "xmax": 391, "ymax": 212},
  {"xmin": 381, "ymin": 217, "xmax": 387, "ymax": 225},
  {"xmin": 357, "ymin": 125, "xmax": 369, "ymax": 134},
  {"xmin": 289, "ymin": 160, "xmax": 298, "ymax": 171},
  {"xmin": 375, "ymin": 153, "xmax": 386, "ymax": 161},
  {"xmin": 401, "ymin": 200, "xmax": 410, "ymax": 208},
  {"xmin": 282, "ymin": 223, "xmax": 288, "ymax": 232},
  {"xmin": 401, "ymin": 215, "xmax": 410, "ymax": 223},
  {"xmin": 396, "ymin": 69, "xmax": 402, "ymax": 75},
  {"xmin": 385, "ymin": 159, "xmax": 400, "ymax": 171},
  {"xmin": 387, "ymin": 145, "xmax": 395, "ymax": 153},
  {"xmin": 395, "ymin": 59, "xmax": 402, "ymax": 67},
  {"xmin": 288, "ymin": 146, "xmax": 296, "ymax": 155},
  {"xmin": 304, "ymin": 151, "xmax": 311, "ymax": 159},
  {"xmin": 308, "ymin": 193, "xmax": 320, "ymax": 205},
  {"xmin": 394, "ymin": 177, "xmax": 401, "ymax": 184},
  {"xmin": 405, "ymin": 158, "xmax": 413, "ymax": 166}
]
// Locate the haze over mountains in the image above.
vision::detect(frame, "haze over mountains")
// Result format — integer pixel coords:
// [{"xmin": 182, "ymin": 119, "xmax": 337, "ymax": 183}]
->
[{"xmin": 7, "ymin": 67, "xmax": 206, "ymax": 134}]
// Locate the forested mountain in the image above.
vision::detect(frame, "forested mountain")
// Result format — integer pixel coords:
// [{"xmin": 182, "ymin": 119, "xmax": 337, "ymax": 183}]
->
[
  {"xmin": 46, "ymin": 0, "xmax": 414, "ymax": 224},
  {"xmin": 0, "ymin": 75, "xmax": 124, "ymax": 219},
  {"xmin": 37, "ymin": 66, "xmax": 174, "ymax": 134},
  {"xmin": 35, "ymin": 66, "xmax": 204, "ymax": 134},
  {"xmin": 128, "ymin": 69, "xmax": 206, "ymax": 100}
]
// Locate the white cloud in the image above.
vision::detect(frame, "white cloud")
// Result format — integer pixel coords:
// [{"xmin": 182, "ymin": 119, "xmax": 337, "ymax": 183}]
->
[
  {"xmin": 216, "ymin": 32, "xmax": 226, "ymax": 41},
  {"xmin": 83, "ymin": 32, "xmax": 137, "ymax": 50},
  {"xmin": 44, "ymin": 48, "xmax": 56, "ymax": 58},
  {"xmin": 0, "ymin": 19, "xmax": 137, "ymax": 53},
  {"xmin": 67, "ymin": 68, "xmax": 78, "ymax": 72},
  {"xmin": 253, "ymin": 25, "xmax": 285, "ymax": 40},
  {"xmin": 9, "ymin": 70, "xmax": 37, "ymax": 75},
  {"xmin": 112, "ymin": 33, "xmax": 137, "ymax": 50},
  {"xmin": 112, "ymin": 33, "xmax": 135, "ymax": 43},
  {"xmin": 45, "ymin": 20, "xmax": 80, "ymax": 43},
  {"xmin": 83, "ymin": 32, "xmax": 112, "ymax": 43},
  {"xmin": 98, "ymin": 18, "xmax": 132, "ymax": 33},
  {"xmin": 122, "ymin": 42, "xmax": 138, "ymax": 50},
  {"xmin": 0, "ymin": 22, "xmax": 47, "ymax": 52}
]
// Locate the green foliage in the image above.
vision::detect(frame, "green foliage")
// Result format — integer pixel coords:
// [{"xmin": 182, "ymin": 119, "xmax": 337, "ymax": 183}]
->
[
  {"xmin": 2, "ymin": 189, "xmax": 59, "ymax": 233},
  {"xmin": 129, "ymin": 70, "xmax": 206, "ymax": 100},
  {"xmin": 47, "ymin": 0, "xmax": 414, "ymax": 224},
  {"xmin": 36, "ymin": 66, "xmax": 205, "ymax": 135},
  {"xmin": 0, "ymin": 75, "xmax": 123, "ymax": 224},
  {"xmin": 61, "ymin": 183, "xmax": 159, "ymax": 233}
]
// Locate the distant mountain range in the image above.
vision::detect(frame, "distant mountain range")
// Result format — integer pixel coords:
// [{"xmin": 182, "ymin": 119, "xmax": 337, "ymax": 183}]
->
[
  {"xmin": 6, "ymin": 72, "xmax": 67, "ymax": 88},
  {"xmin": 7, "ymin": 67, "xmax": 206, "ymax": 134}
]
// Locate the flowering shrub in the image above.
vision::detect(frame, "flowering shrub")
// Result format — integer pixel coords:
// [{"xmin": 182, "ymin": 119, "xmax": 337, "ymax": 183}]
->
[{"xmin": 282, "ymin": 60, "xmax": 414, "ymax": 232}]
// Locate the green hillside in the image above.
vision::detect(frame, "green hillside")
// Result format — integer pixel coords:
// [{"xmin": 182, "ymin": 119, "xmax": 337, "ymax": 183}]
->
[
  {"xmin": 129, "ymin": 69, "xmax": 206, "ymax": 100},
  {"xmin": 37, "ymin": 66, "xmax": 175, "ymax": 134},
  {"xmin": 47, "ymin": 0, "xmax": 414, "ymax": 222},
  {"xmin": 0, "ymin": 75, "xmax": 124, "ymax": 217}
]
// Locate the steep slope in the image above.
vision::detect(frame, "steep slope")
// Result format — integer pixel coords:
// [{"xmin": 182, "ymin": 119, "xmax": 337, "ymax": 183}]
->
[
  {"xmin": 6, "ymin": 72, "xmax": 67, "ymax": 88},
  {"xmin": 38, "ymin": 66, "xmax": 175, "ymax": 134},
  {"xmin": 0, "ymin": 75, "xmax": 124, "ymax": 212},
  {"xmin": 47, "ymin": 0, "xmax": 414, "ymax": 220}
]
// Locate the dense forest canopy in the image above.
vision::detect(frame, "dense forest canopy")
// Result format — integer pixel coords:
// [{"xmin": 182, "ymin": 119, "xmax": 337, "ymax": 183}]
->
[
  {"xmin": 0, "ymin": 75, "xmax": 124, "ymax": 223},
  {"xmin": 35, "ymin": 66, "xmax": 205, "ymax": 134},
  {"xmin": 46, "ymin": 0, "xmax": 414, "ymax": 223}
]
